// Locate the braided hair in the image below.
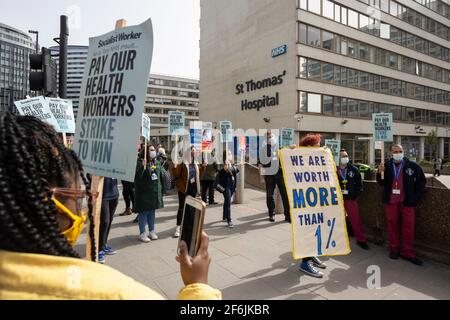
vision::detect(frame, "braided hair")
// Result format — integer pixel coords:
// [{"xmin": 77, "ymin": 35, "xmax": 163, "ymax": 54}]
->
[{"xmin": 0, "ymin": 112, "xmax": 96, "ymax": 260}]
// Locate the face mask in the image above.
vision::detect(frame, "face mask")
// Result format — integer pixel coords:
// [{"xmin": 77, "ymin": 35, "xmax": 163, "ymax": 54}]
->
[
  {"xmin": 150, "ymin": 151, "xmax": 157, "ymax": 159},
  {"xmin": 340, "ymin": 157, "xmax": 349, "ymax": 165},
  {"xmin": 393, "ymin": 153, "xmax": 404, "ymax": 162},
  {"xmin": 53, "ymin": 197, "xmax": 86, "ymax": 246}
]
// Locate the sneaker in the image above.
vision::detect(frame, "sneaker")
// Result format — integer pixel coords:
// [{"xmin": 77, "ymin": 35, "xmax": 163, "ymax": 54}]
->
[
  {"xmin": 138, "ymin": 232, "xmax": 150, "ymax": 243},
  {"xmin": 299, "ymin": 260, "xmax": 323, "ymax": 278},
  {"xmin": 104, "ymin": 245, "xmax": 117, "ymax": 255},
  {"xmin": 402, "ymin": 256, "xmax": 423, "ymax": 266},
  {"xmin": 227, "ymin": 221, "xmax": 234, "ymax": 228},
  {"xmin": 98, "ymin": 251, "xmax": 106, "ymax": 264},
  {"xmin": 119, "ymin": 208, "xmax": 132, "ymax": 216},
  {"xmin": 150, "ymin": 231, "xmax": 159, "ymax": 240},
  {"xmin": 311, "ymin": 256, "xmax": 327, "ymax": 269},
  {"xmin": 389, "ymin": 251, "xmax": 400, "ymax": 260},
  {"xmin": 173, "ymin": 226, "xmax": 181, "ymax": 238},
  {"xmin": 269, "ymin": 215, "xmax": 275, "ymax": 222},
  {"xmin": 357, "ymin": 241, "xmax": 370, "ymax": 250}
]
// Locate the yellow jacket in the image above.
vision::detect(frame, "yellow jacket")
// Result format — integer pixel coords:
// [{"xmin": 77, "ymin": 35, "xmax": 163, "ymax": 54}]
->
[{"xmin": 0, "ymin": 250, "xmax": 222, "ymax": 300}]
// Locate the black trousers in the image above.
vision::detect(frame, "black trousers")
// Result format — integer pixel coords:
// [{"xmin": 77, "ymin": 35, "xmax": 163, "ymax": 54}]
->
[
  {"xmin": 99, "ymin": 198, "xmax": 118, "ymax": 251},
  {"xmin": 434, "ymin": 169, "xmax": 441, "ymax": 177},
  {"xmin": 201, "ymin": 180, "xmax": 215, "ymax": 204},
  {"xmin": 264, "ymin": 173, "xmax": 290, "ymax": 219},
  {"xmin": 122, "ymin": 180, "xmax": 135, "ymax": 210},
  {"xmin": 177, "ymin": 182, "xmax": 197, "ymax": 226}
]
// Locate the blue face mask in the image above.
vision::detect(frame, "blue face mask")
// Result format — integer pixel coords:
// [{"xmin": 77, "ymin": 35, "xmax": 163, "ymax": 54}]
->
[{"xmin": 393, "ymin": 153, "xmax": 404, "ymax": 162}]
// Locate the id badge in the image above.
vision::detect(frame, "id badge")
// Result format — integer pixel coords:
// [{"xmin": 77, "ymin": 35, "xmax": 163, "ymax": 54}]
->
[
  {"xmin": 190, "ymin": 178, "xmax": 196, "ymax": 184},
  {"xmin": 392, "ymin": 189, "xmax": 401, "ymax": 195},
  {"xmin": 342, "ymin": 190, "xmax": 349, "ymax": 195},
  {"xmin": 151, "ymin": 174, "xmax": 158, "ymax": 181}
]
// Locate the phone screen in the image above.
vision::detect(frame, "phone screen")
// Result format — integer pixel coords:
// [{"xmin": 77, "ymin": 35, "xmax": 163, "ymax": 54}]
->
[{"xmin": 180, "ymin": 201, "xmax": 202, "ymax": 257}]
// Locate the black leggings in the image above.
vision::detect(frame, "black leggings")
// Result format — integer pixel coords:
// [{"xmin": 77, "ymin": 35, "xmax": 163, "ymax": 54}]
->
[
  {"xmin": 122, "ymin": 180, "xmax": 135, "ymax": 210},
  {"xmin": 99, "ymin": 198, "xmax": 118, "ymax": 251}
]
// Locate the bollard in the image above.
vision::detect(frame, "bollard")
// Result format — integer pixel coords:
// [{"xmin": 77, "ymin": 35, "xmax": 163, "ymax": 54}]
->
[{"xmin": 234, "ymin": 163, "xmax": 245, "ymax": 204}]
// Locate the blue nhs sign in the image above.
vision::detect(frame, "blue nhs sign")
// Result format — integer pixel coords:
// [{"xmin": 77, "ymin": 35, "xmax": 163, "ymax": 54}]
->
[{"xmin": 272, "ymin": 45, "xmax": 287, "ymax": 58}]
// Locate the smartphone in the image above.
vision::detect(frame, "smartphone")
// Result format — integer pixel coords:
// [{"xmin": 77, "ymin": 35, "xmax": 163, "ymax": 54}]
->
[{"xmin": 178, "ymin": 196, "xmax": 206, "ymax": 257}]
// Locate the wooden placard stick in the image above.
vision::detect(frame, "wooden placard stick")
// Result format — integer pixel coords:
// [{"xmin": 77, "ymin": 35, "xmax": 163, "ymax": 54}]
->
[
  {"xmin": 85, "ymin": 18, "xmax": 127, "ymax": 262},
  {"xmin": 381, "ymin": 141, "xmax": 385, "ymax": 180}
]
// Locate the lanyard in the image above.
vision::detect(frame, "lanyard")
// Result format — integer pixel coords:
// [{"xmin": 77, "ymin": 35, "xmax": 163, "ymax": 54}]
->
[
  {"xmin": 339, "ymin": 167, "xmax": 347, "ymax": 182},
  {"xmin": 392, "ymin": 161, "xmax": 403, "ymax": 182}
]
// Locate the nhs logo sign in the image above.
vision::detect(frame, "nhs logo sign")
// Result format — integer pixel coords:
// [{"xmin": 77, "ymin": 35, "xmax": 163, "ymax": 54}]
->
[{"xmin": 272, "ymin": 45, "xmax": 287, "ymax": 58}]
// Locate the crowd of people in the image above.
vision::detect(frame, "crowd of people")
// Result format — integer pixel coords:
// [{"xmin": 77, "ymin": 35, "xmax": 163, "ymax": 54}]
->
[{"xmin": 0, "ymin": 113, "xmax": 429, "ymax": 300}]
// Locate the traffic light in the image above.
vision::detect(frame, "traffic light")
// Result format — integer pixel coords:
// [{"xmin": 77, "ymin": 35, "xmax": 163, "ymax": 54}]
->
[{"xmin": 29, "ymin": 47, "xmax": 57, "ymax": 95}]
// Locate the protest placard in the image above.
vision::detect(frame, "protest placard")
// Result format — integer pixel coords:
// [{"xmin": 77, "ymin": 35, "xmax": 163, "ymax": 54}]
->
[
  {"xmin": 202, "ymin": 122, "xmax": 213, "ymax": 152},
  {"xmin": 73, "ymin": 18, "xmax": 154, "ymax": 182},
  {"xmin": 281, "ymin": 128, "xmax": 295, "ymax": 148},
  {"xmin": 220, "ymin": 121, "xmax": 232, "ymax": 143},
  {"xmin": 279, "ymin": 147, "xmax": 351, "ymax": 259},
  {"xmin": 372, "ymin": 113, "xmax": 393, "ymax": 142},
  {"xmin": 48, "ymin": 98, "xmax": 76, "ymax": 133},
  {"xmin": 14, "ymin": 96, "xmax": 59, "ymax": 130},
  {"xmin": 190, "ymin": 121, "xmax": 203, "ymax": 150},
  {"xmin": 141, "ymin": 114, "xmax": 151, "ymax": 140},
  {"xmin": 169, "ymin": 111, "xmax": 185, "ymax": 136},
  {"xmin": 324, "ymin": 139, "xmax": 341, "ymax": 165}
]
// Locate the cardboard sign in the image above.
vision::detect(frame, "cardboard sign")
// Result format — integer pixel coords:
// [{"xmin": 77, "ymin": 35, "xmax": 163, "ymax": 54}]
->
[
  {"xmin": 279, "ymin": 147, "xmax": 351, "ymax": 259},
  {"xmin": 324, "ymin": 139, "xmax": 341, "ymax": 165},
  {"xmin": 190, "ymin": 121, "xmax": 203, "ymax": 150},
  {"xmin": 48, "ymin": 98, "xmax": 76, "ymax": 133},
  {"xmin": 73, "ymin": 19, "xmax": 154, "ymax": 181},
  {"xmin": 169, "ymin": 111, "xmax": 185, "ymax": 136},
  {"xmin": 202, "ymin": 122, "xmax": 213, "ymax": 152},
  {"xmin": 141, "ymin": 114, "xmax": 151, "ymax": 140},
  {"xmin": 373, "ymin": 113, "xmax": 393, "ymax": 142},
  {"xmin": 14, "ymin": 96, "xmax": 59, "ymax": 130},
  {"xmin": 220, "ymin": 121, "xmax": 232, "ymax": 143},
  {"xmin": 281, "ymin": 128, "xmax": 295, "ymax": 148}
]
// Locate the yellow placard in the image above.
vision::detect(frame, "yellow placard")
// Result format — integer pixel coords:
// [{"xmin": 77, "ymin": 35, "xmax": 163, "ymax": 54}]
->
[{"xmin": 279, "ymin": 147, "xmax": 351, "ymax": 260}]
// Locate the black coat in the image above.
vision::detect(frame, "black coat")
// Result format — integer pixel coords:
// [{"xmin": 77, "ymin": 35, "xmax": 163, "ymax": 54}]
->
[
  {"xmin": 215, "ymin": 165, "xmax": 239, "ymax": 193},
  {"xmin": 337, "ymin": 164, "xmax": 362, "ymax": 200},
  {"xmin": 376, "ymin": 157, "xmax": 426, "ymax": 207}
]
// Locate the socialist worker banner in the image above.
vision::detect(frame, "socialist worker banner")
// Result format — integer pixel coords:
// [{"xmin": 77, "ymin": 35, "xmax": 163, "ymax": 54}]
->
[{"xmin": 279, "ymin": 147, "xmax": 351, "ymax": 259}]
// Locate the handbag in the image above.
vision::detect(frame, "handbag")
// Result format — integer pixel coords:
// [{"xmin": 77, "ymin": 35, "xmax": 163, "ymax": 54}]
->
[{"xmin": 160, "ymin": 166, "xmax": 172, "ymax": 191}]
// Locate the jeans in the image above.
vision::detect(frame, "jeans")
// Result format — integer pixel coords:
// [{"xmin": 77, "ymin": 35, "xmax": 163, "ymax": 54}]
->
[
  {"xmin": 99, "ymin": 198, "xmax": 119, "ymax": 251},
  {"xmin": 223, "ymin": 188, "xmax": 233, "ymax": 222},
  {"xmin": 264, "ymin": 173, "xmax": 290, "ymax": 219},
  {"xmin": 122, "ymin": 181, "xmax": 135, "ymax": 210},
  {"xmin": 138, "ymin": 210, "xmax": 156, "ymax": 234},
  {"xmin": 201, "ymin": 180, "xmax": 215, "ymax": 204}
]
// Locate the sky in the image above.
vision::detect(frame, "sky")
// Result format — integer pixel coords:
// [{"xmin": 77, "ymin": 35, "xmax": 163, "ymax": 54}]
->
[{"xmin": 1, "ymin": 0, "xmax": 200, "ymax": 79}]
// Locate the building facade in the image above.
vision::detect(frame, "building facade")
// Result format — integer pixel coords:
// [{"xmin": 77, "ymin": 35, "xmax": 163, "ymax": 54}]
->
[
  {"xmin": 0, "ymin": 23, "xmax": 35, "ymax": 113},
  {"xmin": 145, "ymin": 74, "xmax": 199, "ymax": 148},
  {"xmin": 200, "ymin": 0, "xmax": 450, "ymax": 164},
  {"xmin": 49, "ymin": 45, "xmax": 88, "ymax": 119}
]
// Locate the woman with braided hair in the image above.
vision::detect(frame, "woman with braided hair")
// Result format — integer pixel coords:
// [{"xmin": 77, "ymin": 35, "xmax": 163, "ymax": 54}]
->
[{"xmin": 0, "ymin": 113, "xmax": 221, "ymax": 300}]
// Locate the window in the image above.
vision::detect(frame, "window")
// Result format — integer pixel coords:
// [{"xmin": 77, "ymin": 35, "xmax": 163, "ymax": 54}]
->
[
  {"xmin": 334, "ymin": 65, "xmax": 341, "ymax": 85},
  {"xmin": 390, "ymin": 26, "xmax": 402, "ymax": 45},
  {"xmin": 380, "ymin": 23, "xmax": 390, "ymax": 39},
  {"xmin": 341, "ymin": 38, "xmax": 348, "ymax": 55},
  {"xmin": 308, "ymin": 26, "xmax": 321, "ymax": 47},
  {"xmin": 299, "ymin": 0, "xmax": 307, "ymax": 10},
  {"xmin": 322, "ymin": 63, "xmax": 334, "ymax": 82},
  {"xmin": 323, "ymin": 95, "xmax": 334, "ymax": 115},
  {"xmin": 322, "ymin": 31, "xmax": 334, "ymax": 50},
  {"xmin": 341, "ymin": 7, "xmax": 347, "ymax": 25},
  {"xmin": 359, "ymin": 72, "xmax": 369, "ymax": 90},
  {"xmin": 380, "ymin": 0, "xmax": 389, "ymax": 12},
  {"xmin": 307, "ymin": 93, "xmax": 322, "ymax": 113},
  {"xmin": 308, "ymin": 0, "xmax": 320, "ymax": 14},
  {"xmin": 359, "ymin": 101, "xmax": 369, "ymax": 118},
  {"xmin": 359, "ymin": 44, "xmax": 369, "ymax": 61},
  {"xmin": 388, "ymin": 53, "xmax": 398, "ymax": 69},
  {"xmin": 348, "ymin": 9, "xmax": 359, "ymax": 28},
  {"xmin": 359, "ymin": 14, "xmax": 370, "ymax": 32},
  {"xmin": 299, "ymin": 57, "xmax": 307, "ymax": 78},
  {"xmin": 390, "ymin": 1, "xmax": 398, "ymax": 16},
  {"xmin": 347, "ymin": 40, "xmax": 356, "ymax": 57},
  {"xmin": 348, "ymin": 99, "xmax": 359, "ymax": 117},
  {"xmin": 348, "ymin": 69, "xmax": 359, "ymax": 87},
  {"xmin": 380, "ymin": 77, "xmax": 390, "ymax": 94},
  {"xmin": 307, "ymin": 59, "xmax": 321, "ymax": 80},
  {"xmin": 323, "ymin": 0, "xmax": 334, "ymax": 19},
  {"xmin": 299, "ymin": 23, "xmax": 307, "ymax": 44},
  {"xmin": 334, "ymin": 4, "xmax": 341, "ymax": 22}
]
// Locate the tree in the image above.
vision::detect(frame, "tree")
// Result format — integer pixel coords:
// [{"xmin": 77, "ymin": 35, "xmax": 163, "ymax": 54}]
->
[{"xmin": 425, "ymin": 128, "xmax": 438, "ymax": 161}]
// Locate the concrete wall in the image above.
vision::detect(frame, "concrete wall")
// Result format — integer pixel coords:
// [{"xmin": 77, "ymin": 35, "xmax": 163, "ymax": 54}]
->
[{"xmin": 245, "ymin": 164, "xmax": 450, "ymax": 265}]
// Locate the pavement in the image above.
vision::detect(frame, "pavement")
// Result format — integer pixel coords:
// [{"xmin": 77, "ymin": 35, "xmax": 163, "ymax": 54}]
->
[
  {"xmin": 76, "ymin": 187, "xmax": 450, "ymax": 300},
  {"xmin": 426, "ymin": 174, "xmax": 450, "ymax": 189}
]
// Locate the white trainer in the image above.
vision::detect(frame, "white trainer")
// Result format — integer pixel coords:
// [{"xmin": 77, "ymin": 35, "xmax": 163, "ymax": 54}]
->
[
  {"xmin": 173, "ymin": 226, "xmax": 181, "ymax": 238},
  {"xmin": 150, "ymin": 231, "xmax": 159, "ymax": 240},
  {"xmin": 139, "ymin": 232, "xmax": 150, "ymax": 243}
]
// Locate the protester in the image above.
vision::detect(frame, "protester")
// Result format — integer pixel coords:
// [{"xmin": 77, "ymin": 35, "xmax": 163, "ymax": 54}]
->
[
  {"xmin": 99, "ymin": 177, "xmax": 119, "ymax": 264},
  {"xmin": 134, "ymin": 145, "xmax": 165, "ymax": 242},
  {"xmin": 201, "ymin": 152, "xmax": 219, "ymax": 206},
  {"xmin": 297, "ymin": 134, "xmax": 327, "ymax": 278},
  {"xmin": 171, "ymin": 146, "xmax": 205, "ymax": 238},
  {"xmin": 337, "ymin": 149, "xmax": 369, "ymax": 250},
  {"xmin": 157, "ymin": 146, "xmax": 168, "ymax": 166},
  {"xmin": 259, "ymin": 130, "xmax": 291, "ymax": 223},
  {"xmin": 433, "ymin": 156, "xmax": 442, "ymax": 177},
  {"xmin": 377, "ymin": 144, "xmax": 426, "ymax": 266},
  {"xmin": 119, "ymin": 180, "xmax": 135, "ymax": 216},
  {"xmin": 0, "ymin": 113, "xmax": 221, "ymax": 300},
  {"xmin": 215, "ymin": 159, "xmax": 239, "ymax": 228}
]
